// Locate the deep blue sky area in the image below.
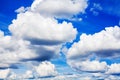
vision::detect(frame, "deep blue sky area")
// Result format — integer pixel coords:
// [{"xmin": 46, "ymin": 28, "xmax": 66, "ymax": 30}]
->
[
  {"xmin": 0, "ymin": 0, "xmax": 33, "ymax": 34},
  {"xmin": 0, "ymin": 0, "xmax": 120, "ymax": 35}
]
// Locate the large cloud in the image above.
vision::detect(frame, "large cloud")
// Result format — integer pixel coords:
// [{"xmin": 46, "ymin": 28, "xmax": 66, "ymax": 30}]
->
[
  {"xmin": 9, "ymin": 12, "xmax": 77, "ymax": 43},
  {"xmin": 31, "ymin": 0, "xmax": 88, "ymax": 18},
  {"xmin": 67, "ymin": 26, "xmax": 120, "ymax": 59},
  {"xmin": 7, "ymin": 11, "xmax": 77, "ymax": 66},
  {"xmin": 0, "ymin": 0, "xmax": 78, "ymax": 69},
  {"xmin": 66, "ymin": 26, "xmax": 120, "ymax": 73},
  {"xmin": 0, "ymin": 34, "xmax": 39, "ymax": 68}
]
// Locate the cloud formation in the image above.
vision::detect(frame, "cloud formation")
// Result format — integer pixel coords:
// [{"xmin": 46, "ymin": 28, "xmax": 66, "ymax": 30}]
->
[
  {"xmin": 1, "ymin": 0, "xmax": 87, "ymax": 69},
  {"xmin": 31, "ymin": 0, "xmax": 88, "ymax": 18},
  {"xmin": 6, "ymin": 61, "xmax": 57, "ymax": 79},
  {"xmin": 77, "ymin": 60, "xmax": 107, "ymax": 72},
  {"xmin": 35, "ymin": 61, "xmax": 58, "ymax": 77},
  {"xmin": 106, "ymin": 63, "xmax": 120, "ymax": 75},
  {"xmin": 8, "ymin": 10, "xmax": 77, "ymax": 67},
  {"xmin": 0, "ymin": 34, "xmax": 39, "ymax": 68},
  {"xmin": 67, "ymin": 26, "xmax": 120, "ymax": 60},
  {"xmin": 9, "ymin": 12, "xmax": 77, "ymax": 43},
  {"xmin": 66, "ymin": 26, "xmax": 120, "ymax": 73}
]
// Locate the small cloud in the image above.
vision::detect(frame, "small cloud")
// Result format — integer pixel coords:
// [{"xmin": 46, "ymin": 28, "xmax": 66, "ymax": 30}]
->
[
  {"xmin": 15, "ymin": 6, "xmax": 30, "ymax": 13},
  {"xmin": 90, "ymin": 3, "xmax": 102, "ymax": 16},
  {"xmin": 23, "ymin": 70, "xmax": 34, "ymax": 79},
  {"xmin": 106, "ymin": 63, "xmax": 120, "ymax": 75},
  {"xmin": 79, "ymin": 60, "xmax": 107, "ymax": 72},
  {"xmin": 34, "ymin": 61, "xmax": 58, "ymax": 78}
]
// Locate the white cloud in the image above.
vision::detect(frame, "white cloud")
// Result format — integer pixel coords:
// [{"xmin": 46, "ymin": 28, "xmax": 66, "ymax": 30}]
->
[
  {"xmin": 67, "ymin": 26, "xmax": 120, "ymax": 60},
  {"xmin": 0, "ymin": 33, "xmax": 63, "ymax": 68},
  {"xmin": 66, "ymin": 26, "xmax": 120, "ymax": 73},
  {"xmin": 106, "ymin": 63, "xmax": 120, "ymax": 75},
  {"xmin": 9, "ymin": 12, "xmax": 77, "ymax": 43},
  {"xmin": 68, "ymin": 60, "xmax": 108, "ymax": 73},
  {"xmin": 79, "ymin": 60, "xmax": 107, "ymax": 72},
  {"xmin": 0, "ymin": 0, "xmax": 78, "ymax": 69},
  {"xmin": 15, "ymin": 6, "xmax": 30, "ymax": 13},
  {"xmin": 0, "ymin": 35, "xmax": 39, "ymax": 68},
  {"xmin": 0, "ymin": 69, "xmax": 10, "ymax": 79},
  {"xmin": 35, "ymin": 61, "xmax": 58, "ymax": 77},
  {"xmin": 7, "ymin": 9, "xmax": 77, "ymax": 66},
  {"xmin": 31, "ymin": 0, "xmax": 88, "ymax": 18}
]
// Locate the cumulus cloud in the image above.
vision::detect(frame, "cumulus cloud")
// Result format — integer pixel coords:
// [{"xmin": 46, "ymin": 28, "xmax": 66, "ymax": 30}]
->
[
  {"xmin": 0, "ymin": 34, "xmax": 39, "ymax": 68},
  {"xmin": 67, "ymin": 26, "xmax": 120, "ymax": 60},
  {"xmin": 7, "ymin": 0, "xmax": 78, "ymax": 65},
  {"xmin": 67, "ymin": 60, "xmax": 108, "ymax": 73},
  {"xmin": 7, "ymin": 10, "xmax": 77, "ymax": 67},
  {"xmin": 9, "ymin": 12, "xmax": 77, "ymax": 43},
  {"xmin": 31, "ymin": 0, "xmax": 88, "ymax": 18},
  {"xmin": 7, "ymin": 61, "xmax": 57, "ymax": 79},
  {"xmin": 0, "ymin": 0, "xmax": 78, "ymax": 69},
  {"xmin": 78, "ymin": 60, "xmax": 107, "ymax": 72},
  {"xmin": 35, "ymin": 61, "xmax": 58, "ymax": 77},
  {"xmin": 106, "ymin": 63, "xmax": 120, "ymax": 75},
  {"xmin": 66, "ymin": 26, "xmax": 120, "ymax": 73}
]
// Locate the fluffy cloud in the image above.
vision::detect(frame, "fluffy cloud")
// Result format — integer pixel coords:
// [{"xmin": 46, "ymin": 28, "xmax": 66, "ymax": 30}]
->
[
  {"xmin": 78, "ymin": 60, "xmax": 107, "ymax": 72},
  {"xmin": 106, "ymin": 63, "xmax": 120, "ymax": 75},
  {"xmin": 9, "ymin": 12, "xmax": 77, "ymax": 43},
  {"xmin": 0, "ymin": 0, "xmax": 78, "ymax": 69},
  {"xmin": 0, "ymin": 34, "xmax": 39, "ymax": 68},
  {"xmin": 35, "ymin": 61, "xmax": 58, "ymax": 77},
  {"xmin": 67, "ymin": 26, "xmax": 120, "ymax": 60},
  {"xmin": 66, "ymin": 26, "xmax": 120, "ymax": 73},
  {"xmin": 15, "ymin": 6, "xmax": 29, "ymax": 13},
  {"xmin": 7, "ymin": 61, "xmax": 57, "ymax": 79},
  {"xmin": 7, "ymin": 10, "xmax": 77, "ymax": 67},
  {"xmin": 31, "ymin": 0, "xmax": 88, "ymax": 18},
  {"xmin": 0, "ymin": 69, "xmax": 10, "ymax": 79},
  {"xmin": 67, "ymin": 60, "xmax": 108, "ymax": 73}
]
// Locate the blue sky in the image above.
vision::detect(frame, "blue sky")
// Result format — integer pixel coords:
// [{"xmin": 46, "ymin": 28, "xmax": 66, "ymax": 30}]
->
[{"xmin": 0, "ymin": 0, "xmax": 120, "ymax": 79}]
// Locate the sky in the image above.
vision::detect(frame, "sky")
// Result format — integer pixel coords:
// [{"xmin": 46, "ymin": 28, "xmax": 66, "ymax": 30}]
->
[{"xmin": 0, "ymin": 0, "xmax": 120, "ymax": 79}]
